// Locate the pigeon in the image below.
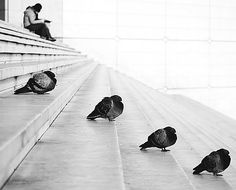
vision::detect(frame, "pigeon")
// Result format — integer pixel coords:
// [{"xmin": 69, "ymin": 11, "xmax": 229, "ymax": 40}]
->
[
  {"xmin": 139, "ymin": 126, "xmax": 177, "ymax": 151},
  {"xmin": 14, "ymin": 70, "xmax": 57, "ymax": 94},
  {"xmin": 106, "ymin": 95, "xmax": 124, "ymax": 121},
  {"xmin": 193, "ymin": 148, "xmax": 231, "ymax": 176},
  {"xmin": 87, "ymin": 95, "xmax": 124, "ymax": 121}
]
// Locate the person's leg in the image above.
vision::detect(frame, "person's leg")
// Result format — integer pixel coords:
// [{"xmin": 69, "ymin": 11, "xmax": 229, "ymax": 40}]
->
[
  {"xmin": 26, "ymin": 23, "xmax": 56, "ymax": 41},
  {"xmin": 41, "ymin": 25, "xmax": 56, "ymax": 41},
  {"xmin": 25, "ymin": 23, "xmax": 44, "ymax": 36}
]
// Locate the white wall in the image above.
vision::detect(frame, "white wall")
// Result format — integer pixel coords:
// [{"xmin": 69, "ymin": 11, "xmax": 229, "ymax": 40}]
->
[
  {"xmin": 63, "ymin": 0, "xmax": 236, "ymax": 89},
  {"xmin": 63, "ymin": 0, "xmax": 236, "ymax": 119}
]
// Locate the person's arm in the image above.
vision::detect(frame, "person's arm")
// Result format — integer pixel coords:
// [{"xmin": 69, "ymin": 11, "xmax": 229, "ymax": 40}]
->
[{"xmin": 27, "ymin": 10, "xmax": 44, "ymax": 24}]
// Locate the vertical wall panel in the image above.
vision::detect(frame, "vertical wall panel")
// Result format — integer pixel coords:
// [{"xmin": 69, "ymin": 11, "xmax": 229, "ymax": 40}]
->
[
  {"xmin": 166, "ymin": 0, "xmax": 209, "ymax": 40},
  {"xmin": 118, "ymin": 40, "xmax": 165, "ymax": 88},
  {"xmin": 211, "ymin": 0, "xmax": 236, "ymax": 40},
  {"xmin": 118, "ymin": 0, "xmax": 165, "ymax": 39},
  {"xmin": 166, "ymin": 41, "xmax": 209, "ymax": 88},
  {"xmin": 63, "ymin": 0, "xmax": 236, "ymax": 90},
  {"xmin": 210, "ymin": 42, "xmax": 236, "ymax": 87}
]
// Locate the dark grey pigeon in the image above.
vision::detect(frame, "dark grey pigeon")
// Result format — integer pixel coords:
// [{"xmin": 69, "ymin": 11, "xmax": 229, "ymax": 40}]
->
[
  {"xmin": 193, "ymin": 148, "xmax": 231, "ymax": 176},
  {"xmin": 14, "ymin": 71, "xmax": 57, "ymax": 94},
  {"xmin": 106, "ymin": 95, "xmax": 124, "ymax": 121},
  {"xmin": 139, "ymin": 126, "xmax": 177, "ymax": 151},
  {"xmin": 87, "ymin": 95, "xmax": 124, "ymax": 121},
  {"xmin": 87, "ymin": 97, "xmax": 112, "ymax": 120}
]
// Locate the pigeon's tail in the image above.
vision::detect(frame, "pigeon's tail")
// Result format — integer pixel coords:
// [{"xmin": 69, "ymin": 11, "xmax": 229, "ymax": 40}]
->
[
  {"xmin": 87, "ymin": 109, "xmax": 101, "ymax": 120},
  {"xmin": 139, "ymin": 141, "xmax": 153, "ymax": 150},
  {"xmin": 14, "ymin": 85, "xmax": 31, "ymax": 94},
  {"xmin": 193, "ymin": 163, "xmax": 205, "ymax": 174}
]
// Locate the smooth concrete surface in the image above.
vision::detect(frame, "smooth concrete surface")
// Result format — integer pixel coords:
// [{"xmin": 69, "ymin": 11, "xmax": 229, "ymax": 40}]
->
[
  {"xmin": 2, "ymin": 65, "xmax": 125, "ymax": 190},
  {"xmin": 116, "ymin": 71, "xmax": 236, "ymax": 190},
  {"xmin": 0, "ymin": 62, "xmax": 97, "ymax": 189},
  {"xmin": 108, "ymin": 70, "xmax": 195, "ymax": 190},
  {"xmin": 2, "ymin": 66, "xmax": 236, "ymax": 190}
]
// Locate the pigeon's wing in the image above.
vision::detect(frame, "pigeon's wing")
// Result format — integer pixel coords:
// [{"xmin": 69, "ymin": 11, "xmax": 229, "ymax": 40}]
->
[
  {"xmin": 87, "ymin": 97, "xmax": 111, "ymax": 120},
  {"xmin": 148, "ymin": 129, "xmax": 166, "ymax": 147},
  {"xmin": 107, "ymin": 101, "xmax": 124, "ymax": 120},
  {"xmin": 44, "ymin": 79, "xmax": 56, "ymax": 92},
  {"xmin": 95, "ymin": 98, "xmax": 112, "ymax": 116},
  {"xmin": 202, "ymin": 153, "xmax": 217, "ymax": 172},
  {"xmin": 28, "ymin": 78, "xmax": 49, "ymax": 94},
  {"xmin": 33, "ymin": 73, "xmax": 51, "ymax": 88},
  {"xmin": 30, "ymin": 73, "xmax": 56, "ymax": 94}
]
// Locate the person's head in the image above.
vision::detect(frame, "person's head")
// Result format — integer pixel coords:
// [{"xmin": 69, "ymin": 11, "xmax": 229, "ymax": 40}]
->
[{"xmin": 32, "ymin": 3, "xmax": 42, "ymax": 13}]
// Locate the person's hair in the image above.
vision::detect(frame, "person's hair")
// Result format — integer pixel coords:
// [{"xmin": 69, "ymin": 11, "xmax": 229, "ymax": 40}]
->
[{"xmin": 32, "ymin": 3, "xmax": 42, "ymax": 12}]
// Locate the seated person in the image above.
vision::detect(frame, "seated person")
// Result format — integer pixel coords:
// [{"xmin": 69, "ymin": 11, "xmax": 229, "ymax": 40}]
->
[{"xmin": 23, "ymin": 3, "xmax": 56, "ymax": 42}]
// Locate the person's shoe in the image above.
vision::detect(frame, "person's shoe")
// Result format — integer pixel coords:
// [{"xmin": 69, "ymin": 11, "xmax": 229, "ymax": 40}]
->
[{"xmin": 47, "ymin": 37, "xmax": 56, "ymax": 42}]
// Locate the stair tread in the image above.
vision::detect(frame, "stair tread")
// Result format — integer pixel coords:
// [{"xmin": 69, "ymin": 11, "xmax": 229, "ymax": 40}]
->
[
  {"xmin": 2, "ymin": 67, "xmax": 236, "ymax": 190},
  {"xmin": 0, "ymin": 63, "xmax": 95, "ymax": 147},
  {"xmin": 108, "ymin": 69, "xmax": 196, "ymax": 190},
  {"xmin": 115, "ymin": 71, "xmax": 236, "ymax": 190},
  {"xmin": 0, "ymin": 62, "xmax": 97, "ymax": 189},
  {"xmin": 2, "ymin": 65, "xmax": 125, "ymax": 190}
]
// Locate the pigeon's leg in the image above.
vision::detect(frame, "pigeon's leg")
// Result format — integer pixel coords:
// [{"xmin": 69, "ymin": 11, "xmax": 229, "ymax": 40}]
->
[{"xmin": 161, "ymin": 148, "xmax": 170, "ymax": 152}]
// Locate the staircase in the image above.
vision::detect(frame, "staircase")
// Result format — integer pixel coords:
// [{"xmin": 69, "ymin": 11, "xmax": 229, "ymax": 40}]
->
[
  {"xmin": 1, "ymin": 64, "xmax": 236, "ymax": 190},
  {"xmin": 1, "ymin": 20, "xmax": 236, "ymax": 190},
  {"xmin": 0, "ymin": 20, "xmax": 97, "ymax": 189}
]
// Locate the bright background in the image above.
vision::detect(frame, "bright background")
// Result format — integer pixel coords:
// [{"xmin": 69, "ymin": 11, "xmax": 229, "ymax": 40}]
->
[
  {"xmin": 62, "ymin": 0, "xmax": 236, "ymax": 119},
  {"xmin": 4, "ymin": 0, "xmax": 236, "ymax": 119}
]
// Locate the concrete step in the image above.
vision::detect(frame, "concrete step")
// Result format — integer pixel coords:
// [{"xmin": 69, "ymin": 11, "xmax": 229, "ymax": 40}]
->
[
  {"xmin": 118, "ymin": 71, "xmax": 236, "ymax": 189},
  {"xmin": 0, "ymin": 20, "xmax": 80, "ymax": 66},
  {"xmin": 2, "ymin": 67, "xmax": 236, "ymax": 190},
  {"xmin": 0, "ymin": 62, "xmax": 97, "ymax": 189},
  {"xmin": 108, "ymin": 69, "xmax": 195, "ymax": 190},
  {"xmin": 0, "ymin": 20, "xmax": 78, "ymax": 54},
  {"xmin": 2, "ymin": 65, "xmax": 125, "ymax": 190}
]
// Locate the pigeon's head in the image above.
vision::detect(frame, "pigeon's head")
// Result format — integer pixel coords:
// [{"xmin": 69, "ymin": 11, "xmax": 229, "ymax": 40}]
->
[
  {"xmin": 218, "ymin": 148, "xmax": 230, "ymax": 155},
  {"xmin": 164, "ymin": 126, "xmax": 176, "ymax": 134},
  {"xmin": 44, "ymin": 71, "xmax": 55, "ymax": 79},
  {"xmin": 111, "ymin": 95, "xmax": 122, "ymax": 102}
]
